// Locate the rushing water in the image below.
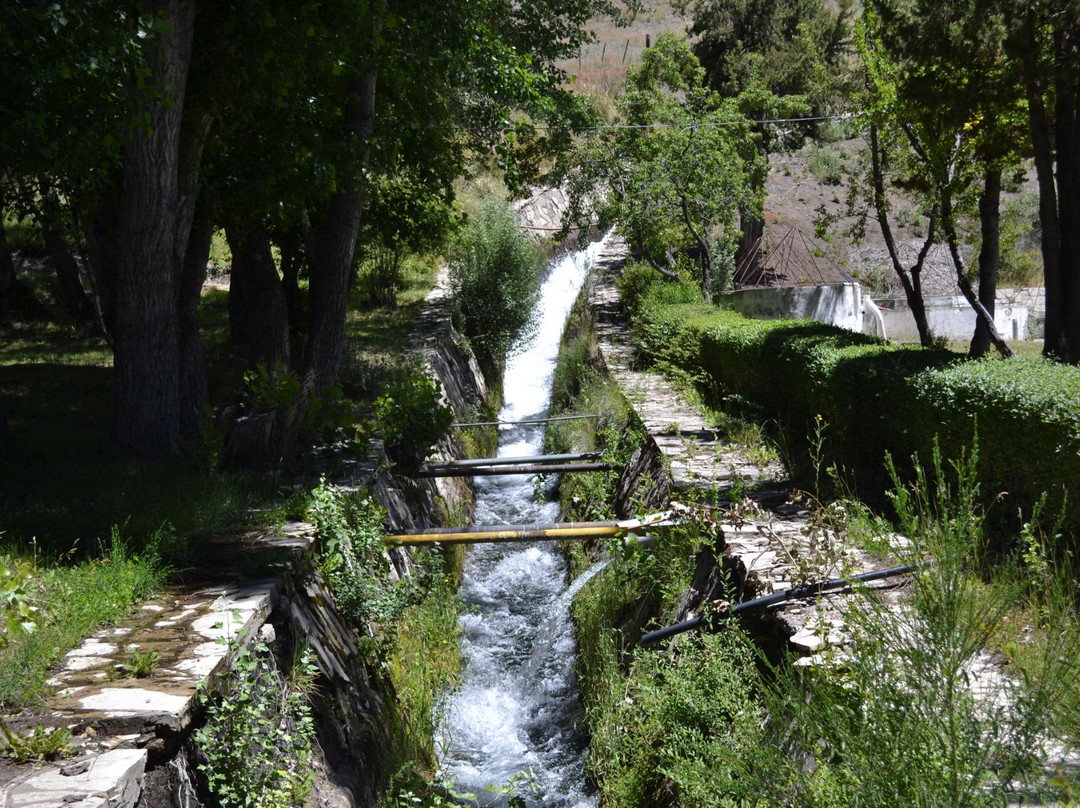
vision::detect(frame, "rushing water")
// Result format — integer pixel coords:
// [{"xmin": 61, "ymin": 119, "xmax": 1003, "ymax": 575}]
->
[{"xmin": 437, "ymin": 237, "xmax": 611, "ymax": 807}]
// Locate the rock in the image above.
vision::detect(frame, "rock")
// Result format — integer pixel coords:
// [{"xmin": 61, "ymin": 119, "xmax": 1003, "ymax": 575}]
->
[{"xmin": 3, "ymin": 749, "xmax": 146, "ymax": 808}]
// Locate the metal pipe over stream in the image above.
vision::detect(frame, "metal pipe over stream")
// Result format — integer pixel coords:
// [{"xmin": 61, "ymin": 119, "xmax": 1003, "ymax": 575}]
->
[{"xmin": 387, "ymin": 510, "xmax": 680, "ymax": 546}]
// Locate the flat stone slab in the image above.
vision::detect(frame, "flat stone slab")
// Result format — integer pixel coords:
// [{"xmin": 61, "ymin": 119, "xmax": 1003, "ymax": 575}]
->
[
  {"xmin": 47, "ymin": 580, "xmax": 277, "ymax": 734},
  {"xmin": 1, "ymin": 749, "xmax": 145, "ymax": 808}
]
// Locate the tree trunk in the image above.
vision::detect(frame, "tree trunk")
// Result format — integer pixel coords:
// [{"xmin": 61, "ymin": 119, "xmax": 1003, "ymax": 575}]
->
[
  {"xmin": 0, "ymin": 391, "xmax": 9, "ymax": 447},
  {"xmin": 0, "ymin": 216, "xmax": 17, "ymax": 322},
  {"xmin": 227, "ymin": 224, "xmax": 291, "ymax": 369},
  {"xmin": 736, "ymin": 208, "xmax": 763, "ymax": 280},
  {"xmin": 179, "ymin": 215, "xmax": 211, "ymax": 439},
  {"xmin": 300, "ymin": 74, "xmax": 377, "ymax": 394},
  {"xmin": 112, "ymin": 0, "xmax": 196, "ymax": 457},
  {"xmin": 1055, "ymin": 9, "xmax": 1080, "ymax": 363},
  {"xmin": 40, "ymin": 188, "xmax": 99, "ymax": 333},
  {"xmin": 870, "ymin": 124, "xmax": 934, "ymax": 345},
  {"xmin": 969, "ymin": 167, "xmax": 1002, "ymax": 357},
  {"xmin": 279, "ymin": 232, "xmax": 304, "ymax": 328}
]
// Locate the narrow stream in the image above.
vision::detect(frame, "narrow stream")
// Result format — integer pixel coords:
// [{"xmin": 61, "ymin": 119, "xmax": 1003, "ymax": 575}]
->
[{"xmin": 437, "ymin": 237, "xmax": 610, "ymax": 807}]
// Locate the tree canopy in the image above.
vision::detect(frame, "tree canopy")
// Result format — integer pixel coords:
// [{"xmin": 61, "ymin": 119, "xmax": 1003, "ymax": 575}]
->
[{"xmin": 560, "ymin": 34, "xmax": 763, "ymax": 299}]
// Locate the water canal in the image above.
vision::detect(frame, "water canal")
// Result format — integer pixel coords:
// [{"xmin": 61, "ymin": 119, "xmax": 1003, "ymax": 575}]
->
[{"xmin": 437, "ymin": 236, "xmax": 611, "ymax": 807}]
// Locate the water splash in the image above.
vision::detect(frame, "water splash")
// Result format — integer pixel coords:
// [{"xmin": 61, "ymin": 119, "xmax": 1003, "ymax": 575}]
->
[{"xmin": 437, "ymin": 237, "xmax": 610, "ymax": 807}]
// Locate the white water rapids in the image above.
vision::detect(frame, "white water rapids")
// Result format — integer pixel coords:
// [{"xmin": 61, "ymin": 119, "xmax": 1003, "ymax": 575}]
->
[{"xmin": 436, "ymin": 237, "xmax": 611, "ymax": 807}]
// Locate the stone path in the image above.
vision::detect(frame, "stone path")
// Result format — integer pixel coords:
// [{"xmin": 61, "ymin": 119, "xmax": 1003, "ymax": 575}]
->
[
  {"xmin": 0, "ymin": 526, "xmax": 316, "ymax": 807},
  {"xmin": 586, "ymin": 235, "xmax": 908, "ymax": 654}
]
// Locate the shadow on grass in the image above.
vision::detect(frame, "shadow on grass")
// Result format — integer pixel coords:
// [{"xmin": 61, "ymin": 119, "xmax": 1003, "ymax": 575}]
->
[{"xmin": 0, "ymin": 361, "xmax": 273, "ymax": 560}]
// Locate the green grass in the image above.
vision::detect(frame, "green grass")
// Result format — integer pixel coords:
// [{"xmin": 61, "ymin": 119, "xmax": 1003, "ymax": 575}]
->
[
  {"xmin": 945, "ymin": 339, "xmax": 1045, "ymax": 360},
  {"xmin": 0, "ymin": 531, "xmax": 167, "ymax": 709}
]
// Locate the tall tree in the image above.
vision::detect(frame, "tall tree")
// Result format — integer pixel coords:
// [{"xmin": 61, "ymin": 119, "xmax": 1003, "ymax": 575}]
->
[
  {"xmin": 560, "ymin": 34, "xmax": 762, "ymax": 299},
  {"xmin": 678, "ymin": 0, "xmax": 856, "ymax": 272},
  {"xmin": 1004, "ymin": 1, "xmax": 1080, "ymax": 363},
  {"xmin": 858, "ymin": 0, "xmax": 1023, "ymax": 356}
]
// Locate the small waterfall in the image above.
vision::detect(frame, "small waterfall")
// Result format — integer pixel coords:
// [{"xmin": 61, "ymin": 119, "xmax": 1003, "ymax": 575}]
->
[{"xmin": 437, "ymin": 237, "xmax": 610, "ymax": 807}]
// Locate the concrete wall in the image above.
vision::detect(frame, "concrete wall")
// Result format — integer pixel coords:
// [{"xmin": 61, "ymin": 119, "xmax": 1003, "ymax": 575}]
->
[
  {"xmin": 725, "ymin": 283, "xmax": 1035, "ymax": 344},
  {"xmin": 723, "ymin": 283, "xmax": 864, "ymax": 333},
  {"xmin": 878, "ymin": 295, "xmax": 1030, "ymax": 343}
]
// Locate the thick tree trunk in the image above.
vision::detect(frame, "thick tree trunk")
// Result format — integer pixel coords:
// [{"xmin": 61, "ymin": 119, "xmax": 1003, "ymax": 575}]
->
[
  {"xmin": 1055, "ymin": 10, "xmax": 1080, "ymax": 363},
  {"xmin": 112, "ymin": 0, "xmax": 196, "ymax": 457},
  {"xmin": 226, "ymin": 225, "xmax": 291, "ymax": 369},
  {"xmin": 301, "ymin": 74, "xmax": 377, "ymax": 394},
  {"xmin": 179, "ymin": 215, "xmax": 211, "ymax": 439},
  {"xmin": 969, "ymin": 167, "xmax": 1002, "ymax": 357}
]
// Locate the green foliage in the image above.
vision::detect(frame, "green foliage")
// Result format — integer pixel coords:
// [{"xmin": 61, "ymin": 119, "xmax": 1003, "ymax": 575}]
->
[
  {"xmin": 242, "ymin": 361, "xmax": 302, "ymax": 414},
  {"xmin": 372, "ymin": 362, "xmax": 453, "ymax": 471},
  {"xmin": 998, "ymin": 191, "xmax": 1043, "ymax": 287},
  {"xmin": 310, "ymin": 479, "xmax": 426, "ymax": 627},
  {"xmin": 624, "ymin": 286, "xmax": 1080, "ymax": 542},
  {"xmin": 195, "ymin": 643, "xmax": 316, "ymax": 808},
  {"xmin": 594, "ymin": 633, "xmax": 765, "ymax": 808},
  {"xmin": 449, "ymin": 198, "xmax": 545, "ymax": 368},
  {"xmin": 0, "ymin": 529, "xmax": 167, "ymax": 708},
  {"xmin": 559, "ymin": 34, "xmax": 763, "ymax": 299},
  {"xmin": 384, "ymin": 570, "xmax": 463, "ymax": 771},
  {"xmin": 766, "ymin": 442, "xmax": 1080, "ymax": 807},
  {"xmin": 573, "ymin": 440, "xmax": 1080, "ymax": 807},
  {"xmin": 0, "ymin": 723, "xmax": 74, "ymax": 763},
  {"xmin": 683, "ymin": 0, "xmax": 857, "ymax": 130},
  {"xmin": 0, "ymin": 557, "xmax": 37, "ymax": 649},
  {"xmin": 116, "ymin": 647, "xmax": 159, "ymax": 679}
]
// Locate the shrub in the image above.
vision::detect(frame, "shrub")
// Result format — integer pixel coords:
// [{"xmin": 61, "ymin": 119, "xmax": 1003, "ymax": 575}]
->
[
  {"xmin": 195, "ymin": 643, "xmax": 316, "ymax": 808},
  {"xmin": 624, "ymin": 284, "xmax": 1080, "ymax": 543},
  {"xmin": 372, "ymin": 362, "xmax": 453, "ymax": 471},
  {"xmin": 449, "ymin": 198, "xmax": 545, "ymax": 368}
]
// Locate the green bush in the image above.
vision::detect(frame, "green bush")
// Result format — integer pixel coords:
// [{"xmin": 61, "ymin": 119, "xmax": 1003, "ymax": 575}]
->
[
  {"xmin": 195, "ymin": 643, "xmax": 316, "ymax": 808},
  {"xmin": 372, "ymin": 362, "xmax": 453, "ymax": 471},
  {"xmin": 449, "ymin": 198, "xmax": 545, "ymax": 368},
  {"xmin": 624, "ymin": 282, "xmax": 1080, "ymax": 543}
]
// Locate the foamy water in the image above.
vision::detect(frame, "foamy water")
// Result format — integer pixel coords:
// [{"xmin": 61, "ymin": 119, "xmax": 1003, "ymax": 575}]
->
[{"xmin": 437, "ymin": 237, "xmax": 610, "ymax": 807}]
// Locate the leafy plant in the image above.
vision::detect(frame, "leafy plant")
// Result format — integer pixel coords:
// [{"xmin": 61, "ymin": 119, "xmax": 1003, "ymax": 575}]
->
[
  {"xmin": 310, "ymin": 479, "xmax": 420, "ymax": 625},
  {"xmin": 449, "ymin": 197, "xmax": 545, "ymax": 369},
  {"xmin": 195, "ymin": 643, "xmax": 316, "ymax": 808},
  {"xmin": 116, "ymin": 647, "xmax": 159, "ymax": 679},
  {"xmin": 0, "ymin": 723, "xmax": 74, "ymax": 763},
  {"xmin": 372, "ymin": 363, "xmax": 453, "ymax": 471},
  {"xmin": 0, "ymin": 556, "xmax": 37, "ymax": 649}
]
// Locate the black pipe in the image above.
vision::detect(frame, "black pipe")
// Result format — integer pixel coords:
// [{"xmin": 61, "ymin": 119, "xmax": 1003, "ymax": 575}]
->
[
  {"xmin": 639, "ymin": 563, "xmax": 919, "ymax": 646},
  {"xmin": 412, "ymin": 462, "xmax": 612, "ymax": 478},
  {"xmin": 450, "ymin": 413, "xmax": 601, "ymax": 428},
  {"xmin": 423, "ymin": 452, "xmax": 602, "ymax": 469}
]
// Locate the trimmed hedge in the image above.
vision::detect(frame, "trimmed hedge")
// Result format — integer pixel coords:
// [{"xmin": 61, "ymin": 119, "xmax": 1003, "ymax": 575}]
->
[{"xmin": 628, "ymin": 282, "xmax": 1080, "ymax": 543}]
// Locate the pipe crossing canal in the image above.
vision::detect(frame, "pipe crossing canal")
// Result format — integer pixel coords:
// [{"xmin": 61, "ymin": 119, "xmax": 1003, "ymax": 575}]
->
[{"xmin": 434, "ymin": 236, "xmax": 611, "ymax": 807}]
